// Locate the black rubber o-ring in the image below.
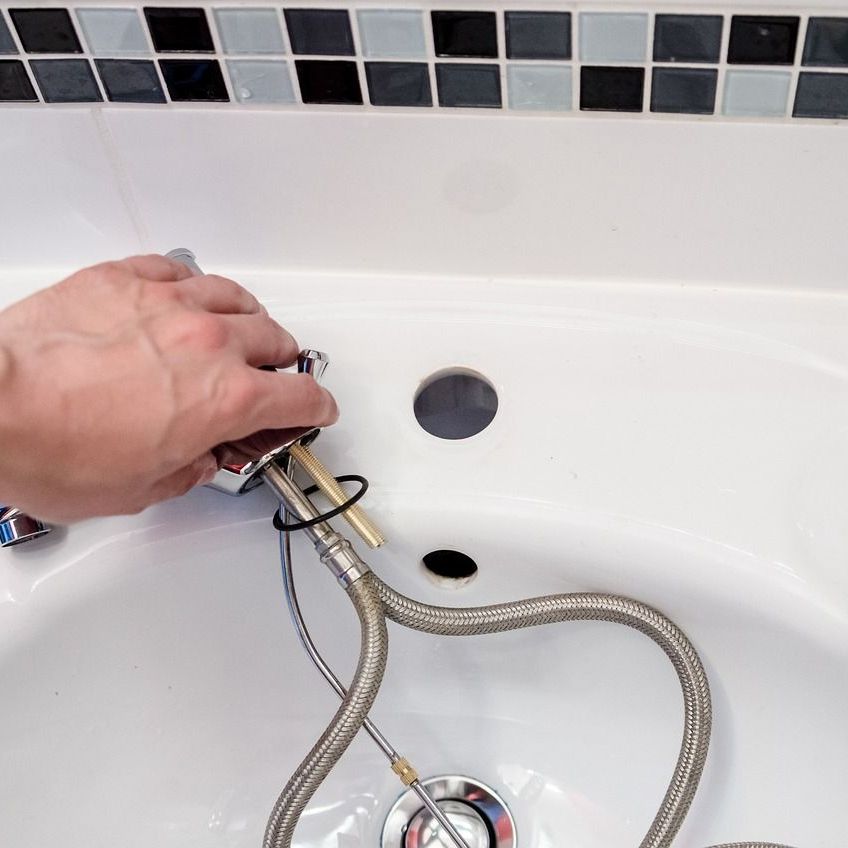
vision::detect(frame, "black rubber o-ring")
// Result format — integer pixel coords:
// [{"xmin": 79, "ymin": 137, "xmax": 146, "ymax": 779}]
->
[{"xmin": 272, "ymin": 474, "xmax": 369, "ymax": 532}]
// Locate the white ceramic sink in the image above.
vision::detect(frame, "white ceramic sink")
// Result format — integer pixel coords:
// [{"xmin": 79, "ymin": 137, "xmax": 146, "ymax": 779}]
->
[{"xmin": 2, "ymin": 275, "xmax": 846, "ymax": 847}]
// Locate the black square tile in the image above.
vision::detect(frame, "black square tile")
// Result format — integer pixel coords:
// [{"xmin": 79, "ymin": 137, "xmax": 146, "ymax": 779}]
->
[
  {"xmin": 435, "ymin": 63, "xmax": 500, "ymax": 107},
  {"xmin": 144, "ymin": 8, "xmax": 213, "ymax": 53},
  {"xmin": 365, "ymin": 62, "xmax": 431, "ymax": 106},
  {"xmin": 30, "ymin": 59, "xmax": 101, "ymax": 102},
  {"xmin": 432, "ymin": 11, "xmax": 497, "ymax": 58},
  {"xmin": 653, "ymin": 15, "xmax": 722, "ymax": 63},
  {"xmin": 580, "ymin": 66, "xmax": 644, "ymax": 112},
  {"xmin": 651, "ymin": 67, "xmax": 717, "ymax": 114},
  {"xmin": 793, "ymin": 72, "xmax": 848, "ymax": 118},
  {"xmin": 159, "ymin": 59, "xmax": 227, "ymax": 101},
  {"xmin": 9, "ymin": 8, "xmax": 81, "ymax": 54},
  {"xmin": 95, "ymin": 59, "xmax": 166, "ymax": 104},
  {"xmin": 803, "ymin": 18, "xmax": 848, "ymax": 67},
  {"xmin": 0, "ymin": 60, "xmax": 36, "ymax": 100},
  {"xmin": 728, "ymin": 16, "xmax": 799, "ymax": 65},
  {"xmin": 284, "ymin": 9, "xmax": 354, "ymax": 56},
  {"xmin": 295, "ymin": 59, "xmax": 361, "ymax": 104},
  {"xmin": 0, "ymin": 12, "xmax": 18, "ymax": 54},
  {"xmin": 505, "ymin": 11, "xmax": 570, "ymax": 60}
]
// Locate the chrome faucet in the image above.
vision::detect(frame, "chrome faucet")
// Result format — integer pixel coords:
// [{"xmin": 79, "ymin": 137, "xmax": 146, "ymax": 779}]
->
[
  {"xmin": 206, "ymin": 348, "xmax": 328, "ymax": 496},
  {"xmin": 0, "ymin": 505, "xmax": 50, "ymax": 547},
  {"xmin": 164, "ymin": 250, "xmax": 333, "ymax": 500}
]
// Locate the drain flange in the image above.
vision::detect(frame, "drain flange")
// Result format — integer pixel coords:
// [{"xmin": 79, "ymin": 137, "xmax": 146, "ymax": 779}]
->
[{"xmin": 382, "ymin": 775, "xmax": 516, "ymax": 848}]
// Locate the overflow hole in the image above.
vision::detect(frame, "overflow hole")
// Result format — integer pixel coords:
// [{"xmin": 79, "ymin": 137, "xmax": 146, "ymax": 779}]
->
[
  {"xmin": 414, "ymin": 368, "xmax": 498, "ymax": 440},
  {"xmin": 422, "ymin": 549, "xmax": 479, "ymax": 587}
]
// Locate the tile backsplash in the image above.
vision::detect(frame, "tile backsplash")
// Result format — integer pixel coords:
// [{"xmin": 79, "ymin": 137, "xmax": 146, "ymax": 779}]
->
[{"xmin": 0, "ymin": 4, "xmax": 846, "ymax": 121}]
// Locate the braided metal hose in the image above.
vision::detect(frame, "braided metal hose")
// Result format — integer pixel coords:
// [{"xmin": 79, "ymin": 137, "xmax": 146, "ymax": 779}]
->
[
  {"xmin": 263, "ymin": 574, "xmax": 388, "ymax": 848},
  {"xmin": 262, "ymin": 567, "xmax": 796, "ymax": 848},
  {"xmin": 370, "ymin": 574, "xmax": 796, "ymax": 848}
]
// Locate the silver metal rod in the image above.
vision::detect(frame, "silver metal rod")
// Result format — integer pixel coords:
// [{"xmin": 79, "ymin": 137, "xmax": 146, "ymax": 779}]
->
[
  {"xmin": 262, "ymin": 462, "xmax": 369, "ymax": 587},
  {"xmin": 277, "ymin": 510, "xmax": 473, "ymax": 848},
  {"xmin": 409, "ymin": 780, "xmax": 476, "ymax": 846},
  {"xmin": 279, "ymin": 525, "xmax": 396, "ymax": 758}
]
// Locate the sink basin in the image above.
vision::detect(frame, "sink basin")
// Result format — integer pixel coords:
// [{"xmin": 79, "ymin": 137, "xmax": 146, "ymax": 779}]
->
[{"xmin": 2, "ymin": 275, "xmax": 846, "ymax": 847}]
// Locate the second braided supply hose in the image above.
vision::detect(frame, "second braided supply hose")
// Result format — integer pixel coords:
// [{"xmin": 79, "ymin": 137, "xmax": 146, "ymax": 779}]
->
[
  {"xmin": 263, "ymin": 574, "xmax": 388, "ymax": 848},
  {"xmin": 369, "ymin": 573, "xmax": 798, "ymax": 848}
]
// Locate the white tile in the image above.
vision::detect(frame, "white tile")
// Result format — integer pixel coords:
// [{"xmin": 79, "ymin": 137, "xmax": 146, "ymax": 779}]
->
[
  {"xmin": 214, "ymin": 8, "xmax": 285, "ymax": 55},
  {"xmin": 227, "ymin": 60, "xmax": 294, "ymax": 104},
  {"xmin": 580, "ymin": 13, "xmax": 648, "ymax": 63},
  {"xmin": 75, "ymin": 8, "xmax": 149, "ymax": 55},
  {"xmin": 357, "ymin": 10, "xmax": 426, "ymax": 59},
  {"xmin": 508, "ymin": 65, "xmax": 572, "ymax": 111},
  {"xmin": 723, "ymin": 70, "xmax": 791, "ymax": 117}
]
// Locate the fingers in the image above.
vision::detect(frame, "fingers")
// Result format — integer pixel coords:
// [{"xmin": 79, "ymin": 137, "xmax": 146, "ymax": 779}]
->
[
  {"xmin": 148, "ymin": 452, "xmax": 219, "ymax": 504},
  {"xmin": 211, "ymin": 371, "xmax": 338, "ymax": 445},
  {"xmin": 222, "ymin": 312, "xmax": 299, "ymax": 367},
  {"xmin": 217, "ymin": 427, "xmax": 313, "ymax": 464},
  {"xmin": 115, "ymin": 254, "xmax": 196, "ymax": 282},
  {"xmin": 253, "ymin": 371, "xmax": 339, "ymax": 430},
  {"xmin": 172, "ymin": 274, "xmax": 266, "ymax": 316},
  {"xmin": 114, "ymin": 257, "xmax": 267, "ymax": 318}
]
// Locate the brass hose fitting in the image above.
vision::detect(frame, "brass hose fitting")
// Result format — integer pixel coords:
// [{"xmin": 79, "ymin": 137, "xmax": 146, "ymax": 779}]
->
[{"xmin": 391, "ymin": 757, "xmax": 419, "ymax": 787}]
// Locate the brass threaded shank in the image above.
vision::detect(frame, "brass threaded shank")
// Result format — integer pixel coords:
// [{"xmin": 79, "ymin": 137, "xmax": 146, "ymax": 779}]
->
[{"xmin": 288, "ymin": 443, "xmax": 386, "ymax": 549}]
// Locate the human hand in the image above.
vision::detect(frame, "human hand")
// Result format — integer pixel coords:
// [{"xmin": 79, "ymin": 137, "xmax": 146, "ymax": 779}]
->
[{"xmin": 0, "ymin": 255, "xmax": 338, "ymax": 522}]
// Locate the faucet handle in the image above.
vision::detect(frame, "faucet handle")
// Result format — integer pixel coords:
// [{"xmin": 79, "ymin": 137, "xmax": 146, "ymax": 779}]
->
[
  {"xmin": 165, "ymin": 247, "xmax": 203, "ymax": 277},
  {"xmin": 164, "ymin": 248, "xmax": 329, "ymax": 497},
  {"xmin": 298, "ymin": 349, "xmax": 329, "ymax": 383}
]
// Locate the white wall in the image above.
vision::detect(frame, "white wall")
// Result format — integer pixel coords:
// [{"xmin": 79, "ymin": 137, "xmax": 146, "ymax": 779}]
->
[{"xmin": 1, "ymin": 106, "xmax": 846, "ymax": 290}]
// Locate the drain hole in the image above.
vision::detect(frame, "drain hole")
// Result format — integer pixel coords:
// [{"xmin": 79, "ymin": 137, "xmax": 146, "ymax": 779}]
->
[
  {"xmin": 414, "ymin": 369, "xmax": 498, "ymax": 440},
  {"xmin": 423, "ymin": 550, "xmax": 478, "ymax": 585}
]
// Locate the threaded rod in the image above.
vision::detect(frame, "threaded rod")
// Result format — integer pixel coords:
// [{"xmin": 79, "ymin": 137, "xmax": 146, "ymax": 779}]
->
[{"xmin": 288, "ymin": 443, "xmax": 386, "ymax": 548}]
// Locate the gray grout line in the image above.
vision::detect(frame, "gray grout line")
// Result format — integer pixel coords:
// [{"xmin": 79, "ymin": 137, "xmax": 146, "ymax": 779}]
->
[
  {"xmin": 275, "ymin": 6, "xmax": 304, "ymax": 106},
  {"xmin": 205, "ymin": 6, "xmax": 236, "ymax": 103},
  {"xmin": 421, "ymin": 8, "xmax": 440, "ymax": 108},
  {"xmin": 572, "ymin": 10, "xmax": 581, "ymax": 109},
  {"xmin": 495, "ymin": 8, "xmax": 507, "ymax": 109},
  {"xmin": 786, "ymin": 12, "xmax": 809, "ymax": 117},
  {"xmin": 714, "ymin": 10, "xmax": 733, "ymax": 116},
  {"xmin": 643, "ymin": 11, "xmax": 655, "ymax": 113},
  {"xmin": 346, "ymin": 6, "xmax": 371, "ymax": 108}
]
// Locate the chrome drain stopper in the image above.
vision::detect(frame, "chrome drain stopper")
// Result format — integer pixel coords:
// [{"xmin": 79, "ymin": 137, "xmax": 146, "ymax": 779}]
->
[{"xmin": 382, "ymin": 776, "xmax": 516, "ymax": 848}]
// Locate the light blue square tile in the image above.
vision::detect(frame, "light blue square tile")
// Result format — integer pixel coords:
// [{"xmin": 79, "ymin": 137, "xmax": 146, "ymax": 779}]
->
[
  {"xmin": 723, "ymin": 70, "xmax": 790, "ymax": 117},
  {"xmin": 215, "ymin": 8, "xmax": 284, "ymax": 55},
  {"xmin": 227, "ymin": 60, "xmax": 294, "ymax": 103},
  {"xmin": 508, "ymin": 64, "xmax": 572, "ymax": 111},
  {"xmin": 580, "ymin": 13, "xmax": 648, "ymax": 63},
  {"xmin": 75, "ymin": 8, "xmax": 149, "ymax": 56},
  {"xmin": 357, "ymin": 10, "xmax": 426, "ymax": 59}
]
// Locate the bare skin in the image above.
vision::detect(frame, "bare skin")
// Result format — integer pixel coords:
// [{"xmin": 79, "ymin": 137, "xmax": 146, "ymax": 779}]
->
[{"xmin": 0, "ymin": 255, "xmax": 338, "ymax": 522}]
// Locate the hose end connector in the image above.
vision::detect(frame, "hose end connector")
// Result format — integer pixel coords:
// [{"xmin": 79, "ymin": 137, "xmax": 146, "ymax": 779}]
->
[{"xmin": 391, "ymin": 758, "xmax": 419, "ymax": 787}]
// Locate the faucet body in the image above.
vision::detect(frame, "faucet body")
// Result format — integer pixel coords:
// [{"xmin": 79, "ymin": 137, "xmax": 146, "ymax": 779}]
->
[{"xmin": 0, "ymin": 505, "xmax": 50, "ymax": 547}]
